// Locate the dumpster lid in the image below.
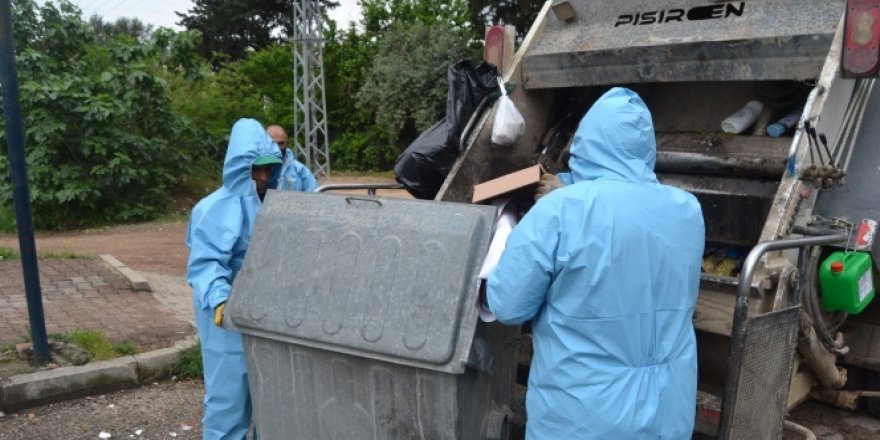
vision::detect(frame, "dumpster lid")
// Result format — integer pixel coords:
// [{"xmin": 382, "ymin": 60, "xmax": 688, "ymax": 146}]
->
[{"xmin": 227, "ymin": 191, "xmax": 496, "ymax": 374}]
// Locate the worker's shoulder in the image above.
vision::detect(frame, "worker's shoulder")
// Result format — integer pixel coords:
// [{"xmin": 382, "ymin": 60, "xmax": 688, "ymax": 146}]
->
[
  {"xmin": 191, "ymin": 188, "xmax": 247, "ymax": 219},
  {"xmin": 657, "ymin": 182, "xmax": 700, "ymax": 206}
]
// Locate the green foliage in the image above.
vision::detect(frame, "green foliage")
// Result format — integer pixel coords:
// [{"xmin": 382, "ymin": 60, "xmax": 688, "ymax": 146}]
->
[
  {"xmin": 0, "ymin": 247, "xmax": 18, "ymax": 261},
  {"xmin": 167, "ymin": 44, "xmax": 292, "ymax": 165},
  {"xmin": 0, "ymin": 1, "xmax": 213, "ymax": 229},
  {"xmin": 0, "ymin": 246, "xmax": 81, "ymax": 260},
  {"xmin": 176, "ymin": 0, "xmax": 338, "ymax": 67},
  {"xmin": 66, "ymin": 329, "xmax": 138, "ymax": 360},
  {"xmin": 88, "ymin": 15, "xmax": 154, "ymax": 43},
  {"xmin": 113, "ymin": 341, "xmax": 137, "ymax": 356},
  {"xmin": 361, "ymin": 0, "xmax": 472, "ymax": 36},
  {"xmin": 323, "ymin": 22, "xmax": 390, "ymax": 170},
  {"xmin": 468, "ymin": 0, "xmax": 545, "ymax": 42},
  {"xmin": 356, "ymin": 20, "xmax": 477, "ymax": 149},
  {"xmin": 39, "ymin": 250, "xmax": 81, "ymax": 259},
  {"xmin": 320, "ymin": 0, "xmax": 477, "ymax": 170},
  {"xmin": 174, "ymin": 341, "xmax": 203, "ymax": 379},
  {"xmin": 0, "ymin": 206, "xmax": 16, "ymax": 233}
]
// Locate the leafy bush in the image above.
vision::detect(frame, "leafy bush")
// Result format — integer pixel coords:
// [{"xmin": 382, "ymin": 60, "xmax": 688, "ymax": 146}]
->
[
  {"xmin": 167, "ymin": 44, "xmax": 292, "ymax": 165},
  {"xmin": 0, "ymin": 1, "xmax": 213, "ymax": 229},
  {"xmin": 0, "ymin": 206, "xmax": 16, "ymax": 234}
]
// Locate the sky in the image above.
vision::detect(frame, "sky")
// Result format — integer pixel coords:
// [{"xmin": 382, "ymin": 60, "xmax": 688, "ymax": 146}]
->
[{"xmin": 53, "ymin": 0, "xmax": 362, "ymax": 30}]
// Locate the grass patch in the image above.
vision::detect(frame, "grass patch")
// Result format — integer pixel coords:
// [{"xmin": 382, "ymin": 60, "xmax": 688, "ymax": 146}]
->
[
  {"xmin": 39, "ymin": 250, "xmax": 82, "ymax": 259},
  {"xmin": 173, "ymin": 341, "xmax": 203, "ymax": 379},
  {"xmin": 0, "ymin": 246, "xmax": 17, "ymax": 261},
  {"xmin": 0, "ymin": 337, "xmax": 38, "ymax": 376},
  {"xmin": 0, "ymin": 247, "xmax": 84, "ymax": 261},
  {"xmin": 113, "ymin": 340, "xmax": 137, "ymax": 356},
  {"xmin": 66, "ymin": 329, "xmax": 138, "ymax": 361}
]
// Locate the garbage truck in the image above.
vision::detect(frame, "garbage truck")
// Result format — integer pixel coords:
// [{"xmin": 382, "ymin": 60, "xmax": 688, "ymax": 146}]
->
[
  {"xmin": 226, "ymin": 0, "xmax": 880, "ymax": 439},
  {"xmin": 430, "ymin": 0, "xmax": 880, "ymax": 438}
]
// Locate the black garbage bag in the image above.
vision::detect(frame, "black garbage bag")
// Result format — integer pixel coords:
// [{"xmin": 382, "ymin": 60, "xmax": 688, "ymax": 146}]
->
[
  {"xmin": 395, "ymin": 60, "xmax": 499, "ymax": 200},
  {"xmin": 393, "ymin": 119, "xmax": 452, "ymax": 200},
  {"xmin": 447, "ymin": 59, "xmax": 500, "ymax": 151}
]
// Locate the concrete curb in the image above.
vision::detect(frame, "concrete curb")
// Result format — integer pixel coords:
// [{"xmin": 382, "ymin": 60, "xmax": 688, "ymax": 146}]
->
[
  {"xmin": 0, "ymin": 337, "xmax": 197, "ymax": 412},
  {"xmin": 99, "ymin": 254, "xmax": 152, "ymax": 292}
]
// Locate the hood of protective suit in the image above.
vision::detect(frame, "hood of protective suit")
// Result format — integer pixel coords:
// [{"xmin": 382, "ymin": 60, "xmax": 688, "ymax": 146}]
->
[
  {"xmin": 569, "ymin": 87, "xmax": 657, "ymax": 184},
  {"xmin": 222, "ymin": 118, "xmax": 282, "ymax": 195}
]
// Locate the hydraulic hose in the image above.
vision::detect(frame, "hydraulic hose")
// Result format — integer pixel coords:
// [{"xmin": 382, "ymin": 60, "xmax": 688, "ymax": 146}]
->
[
  {"xmin": 783, "ymin": 420, "xmax": 817, "ymax": 440},
  {"xmin": 799, "ymin": 246, "xmax": 848, "ymax": 353}
]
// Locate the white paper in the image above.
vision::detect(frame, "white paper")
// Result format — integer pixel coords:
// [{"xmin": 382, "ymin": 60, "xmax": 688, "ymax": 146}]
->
[{"xmin": 477, "ymin": 200, "xmax": 519, "ymax": 322}]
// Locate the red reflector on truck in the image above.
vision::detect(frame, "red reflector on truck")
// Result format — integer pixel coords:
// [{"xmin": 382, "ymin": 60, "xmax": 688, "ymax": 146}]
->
[{"xmin": 843, "ymin": 0, "xmax": 880, "ymax": 77}]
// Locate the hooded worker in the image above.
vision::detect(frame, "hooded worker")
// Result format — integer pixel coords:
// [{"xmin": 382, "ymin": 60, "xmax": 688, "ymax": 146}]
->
[
  {"xmin": 266, "ymin": 124, "xmax": 319, "ymax": 192},
  {"xmin": 487, "ymin": 87, "xmax": 705, "ymax": 438},
  {"xmin": 186, "ymin": 118, "xmax": 282, "ymax": 439}
]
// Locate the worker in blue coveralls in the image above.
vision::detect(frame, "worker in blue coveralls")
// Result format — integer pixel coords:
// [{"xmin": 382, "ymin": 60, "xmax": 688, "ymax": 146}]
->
[
  {"xmin": 186, "ymin": 118, "xmax": 283, "ymax": 439},
  {"xmin": 266, "ymin": 124, "xmax": 318, "ymax": 192},
  {"xmin": 487, "ymin": 87, "xmax": 705, "ymax": 439}
]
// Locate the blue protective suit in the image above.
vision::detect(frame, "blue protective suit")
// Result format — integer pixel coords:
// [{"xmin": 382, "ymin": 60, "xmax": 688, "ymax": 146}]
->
[
  {"xmin": 186, "ymin": 118, "xmax": 282, "ymax": 440},
  {"xmin": 277, "ymin": 149, "xmax": 318, "ymax": 192},
  {"xmin": 487, "ymin": 88, "xmax": 705, "ymax": 439}
]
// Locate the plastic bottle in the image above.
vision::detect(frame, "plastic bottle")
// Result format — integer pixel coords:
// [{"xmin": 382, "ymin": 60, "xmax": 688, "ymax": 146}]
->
[
  {"xmin": 766, "ymin": 107, "xmax": 803, "ymax": 138},
  {"xmin": 721, "ymin": 100, "xmax": 764, "ymax": 134}
]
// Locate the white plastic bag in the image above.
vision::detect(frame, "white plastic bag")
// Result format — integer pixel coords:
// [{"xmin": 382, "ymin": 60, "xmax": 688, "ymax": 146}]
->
[{"xmin": 491, "ymin": 77, "xmax": 525, "ymax": 146}]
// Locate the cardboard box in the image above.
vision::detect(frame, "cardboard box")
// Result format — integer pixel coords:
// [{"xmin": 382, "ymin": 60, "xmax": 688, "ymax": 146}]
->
[{"xmin": 472, "ymin": 165, "xmax": 543, "ymax": 203}]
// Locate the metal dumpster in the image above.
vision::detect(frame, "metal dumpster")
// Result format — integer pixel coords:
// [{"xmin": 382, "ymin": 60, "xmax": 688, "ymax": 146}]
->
[{"xmin": 225, "ymin": 190, "xmax": 518, "ymax": 439}]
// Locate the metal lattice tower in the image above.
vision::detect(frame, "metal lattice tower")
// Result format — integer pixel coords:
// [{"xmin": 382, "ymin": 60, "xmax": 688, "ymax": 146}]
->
[{"xmin": 292, "ymin": 0, "xmax": 330, "ymax": 177}]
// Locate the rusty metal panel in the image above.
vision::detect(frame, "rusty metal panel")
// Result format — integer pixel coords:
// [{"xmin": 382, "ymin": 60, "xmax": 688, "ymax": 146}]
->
[
  {"xmin": 522, "ymin": 0, "xmax": 844, "ymax": 88},
  {"xmin": 228, "ymin": 191, "xmax": 496, "ymax": 374}
]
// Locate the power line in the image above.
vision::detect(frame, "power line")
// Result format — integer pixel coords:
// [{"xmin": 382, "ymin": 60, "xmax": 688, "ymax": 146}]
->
[
  {"xmin": 88, "ymin": 0, "xmax": 118, "ymax": 18},
  {"xmin": 78, "ymin": 0, "xmax": 101, "ymax": 12},
  {"xmin": 104, "ymin": 0, "xmax": 138, "ymax": 17}
]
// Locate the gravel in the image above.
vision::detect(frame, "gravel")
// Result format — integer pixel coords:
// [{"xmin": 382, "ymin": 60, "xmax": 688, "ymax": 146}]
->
[
  {"xmin": 0, "ymin": 381, "xmax": 204, "ymax": 440},
  {"xmin": 1, "ymin": 378, "xmax": 879, "ymax": 439}
]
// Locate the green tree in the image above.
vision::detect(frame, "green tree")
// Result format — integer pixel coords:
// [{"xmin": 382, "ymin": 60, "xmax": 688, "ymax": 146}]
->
[
  {"xmin": 0, "ymin": 0, "xmax": 211, "ymax": 229},
  {"xmin": 88, "ymin": 15, "xmax": 154, "ymax": 43},
  {"xmin": 352, "ymin": 0, "xmax": 477, "ymax": 164},
  {"xmin": 468, "ymin": 0, "xmax": 544, "ymax": 42},
  {"xmin": 176, "ymin": 0, "xmax": 338, "ymax": 67},
  {"xmin": 323, "ymin": 21, "xmax": 389, "ymax": 169}
]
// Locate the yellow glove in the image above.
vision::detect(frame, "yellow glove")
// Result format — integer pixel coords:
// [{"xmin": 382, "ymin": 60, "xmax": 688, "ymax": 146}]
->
[
  {"xmin": 213, "ymin": 302, "xmax": 226, "ymax": 327},
  {"xmin": 535, "ymin": 173, "xmax": 564, "ymax": 201}
]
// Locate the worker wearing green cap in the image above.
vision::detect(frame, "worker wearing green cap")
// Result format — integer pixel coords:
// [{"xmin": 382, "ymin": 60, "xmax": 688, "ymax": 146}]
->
[{"xmin": 185, "ymin": 118, "xmax": 282, "ymax": 439}]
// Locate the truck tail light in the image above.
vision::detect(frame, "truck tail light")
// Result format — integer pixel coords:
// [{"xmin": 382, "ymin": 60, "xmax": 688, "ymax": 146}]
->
[{"xmin": 843, "ymin": 0, "xmax": 880, "ymax": 77}]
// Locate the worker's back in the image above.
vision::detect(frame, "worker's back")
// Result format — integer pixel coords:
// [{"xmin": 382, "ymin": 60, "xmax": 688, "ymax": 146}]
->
[{"xmin": 488, "ymin": 88, "xmax": 704, "ymax": 439}]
